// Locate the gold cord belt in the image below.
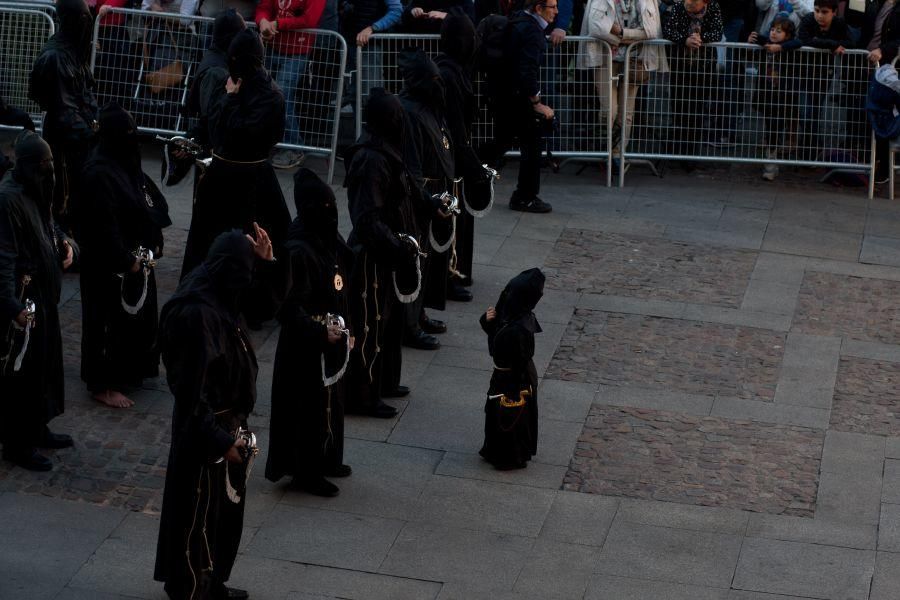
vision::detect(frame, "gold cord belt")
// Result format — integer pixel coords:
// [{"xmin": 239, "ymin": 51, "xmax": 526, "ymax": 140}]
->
[{"xmin": 212, "ymin": 153, "xmax": 268, "ymax": 165}]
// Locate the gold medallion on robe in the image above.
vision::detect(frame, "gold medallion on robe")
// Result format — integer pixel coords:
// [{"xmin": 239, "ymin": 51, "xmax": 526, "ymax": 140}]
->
[
  {"xmin": 442, "ymin": 134, "xmax": 450, "ymax": 150},
  {"xmin": 334, "ymin": 273, "xmax": 344, "ymax": 291}
]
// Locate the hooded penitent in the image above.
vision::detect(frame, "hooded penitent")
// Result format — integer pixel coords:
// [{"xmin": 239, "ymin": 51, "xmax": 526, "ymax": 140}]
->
[
  {"xmin": 489, "ymin": 267, "xmax": 545, "ymax": 353},
  {"xmin": 13, "ymin": 130, "xmax": 55, "ymax": 213},
  {"xmin": 228, "ymin": 29, "xmax": 266, "ymax": 83},
  {"xmin": 173, "ymin": 230, "xmax": 255, "ymax": 318},
  {"xmin": 293, "ymin": 167, "xmax": 339, "ymax": 243},
  {"xmin": 213, "ymin": 8, "xmax": 247, "ymax": 52},
  {"xmin": 439, "ymin": 9, "xmax": 477, "ymax": 68},
  {"xmin": 56, "ymin": 0, "xmax": 94, "ymax": 62},
  {"xmin": 97, "ymin": 102, "xmax": 141, "ymax": 177},
  {"xmin": 362, "ymin": 88, "xmax": 406, "ymax": 158},
  {"xmin": 398, "ymin": 47, "xmax": 447, "ymax": 112}
]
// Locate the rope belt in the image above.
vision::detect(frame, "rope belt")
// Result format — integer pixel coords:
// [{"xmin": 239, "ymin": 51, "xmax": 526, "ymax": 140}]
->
[
  {"xmin": 211, "ymin": 153, "xmax": 269, "ymax": 165},
  {"xmin": 12, "ymin": 299, "xmax": 36, "ymax": 372}
]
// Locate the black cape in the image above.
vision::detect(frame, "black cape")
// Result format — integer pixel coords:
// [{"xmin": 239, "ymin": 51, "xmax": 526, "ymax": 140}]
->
[
  {"xmin": 0, "ymin": 172, "xmax": 73, "ymax": 447},
  {"xmin": 77, "ymin": 143, "xmax": 167, "ymax": 392},
  {"xmin": 479, "ymin": 268, "xmax": 544, "ymax": 469},
  {"xmin": 345, "ymin": 136, "xmax": 419, "ymax": 411},
  {"xmin": 266, "ymin": 223, "xmax": 355, "ymax": 481},
  {"xmin": 180, "ymin": 69, "xmax": 290, "ymax": 322},
  {"xmin": 154, "ymin": 233, "xmax": 260, "ymax": 597}
]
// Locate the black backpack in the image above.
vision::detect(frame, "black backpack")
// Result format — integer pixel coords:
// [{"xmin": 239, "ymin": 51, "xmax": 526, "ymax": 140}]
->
[{"xmin": 475, "ymin": 14, "xmax": 511, "ymax": 74}]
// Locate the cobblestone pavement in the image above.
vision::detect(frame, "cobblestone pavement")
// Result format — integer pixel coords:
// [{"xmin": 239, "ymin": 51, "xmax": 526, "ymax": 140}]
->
[
  {"xmin": 545, "ymin": 229, "xmax": 757, "ymax": 307},
  {"xmin": 832, "ymin": 357, "xmax": 900, "ymax": 436},
  {"xmin": 794, "ymin": 271, "xmax": 900, "ymax": 345},
  {"xmin": 546, "ymin": 309, "xmax": 785, "ymax": 401},
  {"xmin": 564, "ymin": 406, "xmax": 823, "ymax": 517}
]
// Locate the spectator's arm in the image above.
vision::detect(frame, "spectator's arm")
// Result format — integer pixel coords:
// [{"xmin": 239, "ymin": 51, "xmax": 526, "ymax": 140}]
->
[
  {"xmin": 584, "ymin": 0, "xmax": 622, "ymax": 43},
  {"xmin": 701, "ymin": 1, "xmax": 724, "ymax": 43},
  {"xmin": 554, "ymin": 0, "xmax": 574, "ymax": 31},
  {"xmin": 516, "ymin": 26, "xmax": 542, "ymax": 97},
  {"xmin": 141, "ymin": 0, "xmax": 153, "ymax": 10},
  {"xmin": 372, "ymin": 0, "xmax": 403, "ymax": 31},
  {"xmin": 276, "ymin": 0, "xmax": 327, "ymax": 29},
  {"xmin": 780, "ymin": 37, "xmax": 803, "ymax": 50},
  {"xmin": 255, "ymin": 0, "xmax": 274, "ymax": 24},
  {"xmin": 179, "ymin": 0, "xmax": 199, "ymax": 26},
  {"xmin": 622, "ymin": 26, "xmax": 648, "ymax": 41}
]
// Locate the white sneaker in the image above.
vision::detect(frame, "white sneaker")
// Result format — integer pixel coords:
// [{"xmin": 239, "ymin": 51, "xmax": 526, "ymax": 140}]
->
[
  {"xmin": 271, "ymin": 149, "xmax": 305, "ymax": 169},
  {"xmin": 762, "ymin": 163, "xmax": 779, "ymax": 181}
]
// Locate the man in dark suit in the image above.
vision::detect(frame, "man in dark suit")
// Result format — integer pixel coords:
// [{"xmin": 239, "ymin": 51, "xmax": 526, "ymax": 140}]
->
[{"xmin": 480, "ymin": 0, "xmax": 557, "ymax": 213}]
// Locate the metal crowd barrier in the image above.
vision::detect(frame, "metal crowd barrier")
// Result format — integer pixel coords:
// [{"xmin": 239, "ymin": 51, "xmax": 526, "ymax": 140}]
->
[
  {"xmin": 0, "ymin": 6, "xmax": 55, "ymax": 129},
  {"xmin": 619, "ymin": 41, "xmax": 876, "ymax": 192},
  {"xmin": 90, "ymin": 7, "xmax": 347, "ymax": 183},
  {"xmin": 355, "ymin": 34, "xmax": 616, "ymax": 187}
]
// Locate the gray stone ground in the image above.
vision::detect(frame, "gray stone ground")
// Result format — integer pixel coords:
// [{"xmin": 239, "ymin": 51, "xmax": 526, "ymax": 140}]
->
[{"xmin": 3, "ymin": 151, "xmax": 900, "ymax": 600}]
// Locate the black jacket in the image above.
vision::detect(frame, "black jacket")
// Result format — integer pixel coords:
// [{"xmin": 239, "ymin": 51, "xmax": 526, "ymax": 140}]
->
[
  {"xmin": 797, "ymin": 13, "xmax": 853, "ymax": 50},
  {"xmin": 503, "ymin": 11, "xmax": 546, "ymax": 99}
]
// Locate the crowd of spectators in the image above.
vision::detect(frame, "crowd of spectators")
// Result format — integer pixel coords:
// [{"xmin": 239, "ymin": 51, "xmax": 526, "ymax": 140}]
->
[{"xmin": 8, "ymin": 0, "xmax": 900, "ymax": 181}]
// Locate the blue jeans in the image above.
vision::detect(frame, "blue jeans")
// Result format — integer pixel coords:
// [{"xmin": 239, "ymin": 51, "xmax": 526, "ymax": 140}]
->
[{"xmin": 267, "ymin": 52, "xmax": 309, "ymax": 146}]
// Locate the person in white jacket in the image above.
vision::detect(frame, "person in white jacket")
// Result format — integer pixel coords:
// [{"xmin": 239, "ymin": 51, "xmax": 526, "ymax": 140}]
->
[
  {"xmin": 755, "ymin": 0, "xmax": 812, "ymax": 34},
  {"xmin": 578, "ymin": 0, "xmax": 667, "ymax": 156}
]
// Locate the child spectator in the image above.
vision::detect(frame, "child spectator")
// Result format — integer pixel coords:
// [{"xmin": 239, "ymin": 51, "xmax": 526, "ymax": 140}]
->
[
  {"xmin": 798, "ymin": 0, "xmax": 852, "ymax": 159},
  {"xmin": 749, "ymin": 16, "xmax": 801, "ymax": 179},
  {"xmin": 479, "ymin": 268, "xmax": 545, "ymax": 471}
]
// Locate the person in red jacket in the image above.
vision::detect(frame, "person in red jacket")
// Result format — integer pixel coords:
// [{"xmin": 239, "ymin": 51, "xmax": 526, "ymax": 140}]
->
[{"xmin": 256, "ymin": 0, "xmax": 326, "ymax": 168}]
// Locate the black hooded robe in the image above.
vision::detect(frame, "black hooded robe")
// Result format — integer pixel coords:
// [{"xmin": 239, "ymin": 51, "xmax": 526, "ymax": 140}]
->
[
  {"xmin": 344, "ymin": 92, "xmax": 421, "ymax": 413},
  {"xmin": 398, "ymin": 48, "xmax": 456, "ymax": 315},
  {"xmin": 181, "ymin": 31, "xmax": 291, "ymax": 323},
  {"xmin": 478, "ymin": 268, "xmax": 544, "ymax": 469},
  {"xmin": 29, "ymin": 0, "xmax": 99, "ymax": 221},
  {"xmin": 0, "ymin": 133, "xmax": 76, "ymax": 453},
  {"xmin": 154, "ymin": 232, "xmax": 262, "ymax": 600},
  {"xmin": 435, "ymin": 11, "xmax": 483, "ymax": 286},
  {"xmin": 266, "ymin": 169, "xmax": 355, "ymax": 482},
  {"xmin": 76, "ymin": 106, "xmax": 168, "ymax": 393}
]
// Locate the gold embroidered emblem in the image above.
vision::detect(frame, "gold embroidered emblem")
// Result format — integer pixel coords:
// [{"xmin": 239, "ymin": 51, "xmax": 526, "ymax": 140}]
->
[{"xmin": 334, "ymin": 273, "xmax": 344, "ymax": 291}]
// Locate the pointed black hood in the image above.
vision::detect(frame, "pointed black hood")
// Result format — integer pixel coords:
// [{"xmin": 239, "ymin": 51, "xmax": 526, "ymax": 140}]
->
[
  {"xmin": 228, "ymin": 29, "xmax": 265, "ymax": 82},
  {"xmin": 292, "ymin": 167, "xmax": 338, "ymax": 245},
  {"xmin": 439, "ymin": 10, "xmax": 477, "ymax": 67},
  {"xmin": 213, "ymin": 8, "xmax": 246, "ymax": 52},
  {"xmin": 12, "ymin": 130, "xmax": 55, "ymax": 213},
  {"xmin": 398, "ymin": 47, "xmax": 446, "ymax": 112},
  {"xmin": 495, "ymin": 268, "xmax": 545, "ymax": 332},
  {"xmin": 56, "ymin": 0, "xmax": 94, "ymax": 62}
]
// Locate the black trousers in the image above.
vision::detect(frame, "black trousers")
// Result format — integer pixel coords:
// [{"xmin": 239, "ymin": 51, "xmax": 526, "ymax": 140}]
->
[{"xmin": 479, "ymin": 97, "xmax": 543, "ymax": 201}]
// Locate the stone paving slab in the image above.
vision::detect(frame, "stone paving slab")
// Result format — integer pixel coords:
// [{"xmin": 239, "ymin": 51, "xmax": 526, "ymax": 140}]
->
[
  {"xmin": 537, "ymin": 490, "xmax": 619, "ymax": 547},
  {"xmin": 583, "ymin": 575, "xmax": 730, "ymax": 600},
  {"xmin": 510, "ymin": 538, "xmax": 599, "ymax": 599},
  {"xmin": 595, "ymin": 520, "xmax": 743, "ymax": 588},
  {"xmin": 746, "ymin": 512, "xmax": 877, "ymax": 550},
  {"xmin": 732, "ymin": 537, "xmax": 875, "ymax": 600},
  {"xmin": 870, "ymin": 551, "xmax": 900, "ymax": 600}
]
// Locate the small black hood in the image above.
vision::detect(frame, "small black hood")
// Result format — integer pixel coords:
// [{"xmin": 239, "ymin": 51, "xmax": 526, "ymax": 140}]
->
[
  {"xmin": 495, "ymin": 267, "xmax": 545, "ymax": 332},
  {"xmin": 398, "ymin": 47, "xmax": 446, "ymax": 111},
  {"xmin": 292, "ymin": 167, "xmax": 338, "ymax": 243},
  {"xmin": 12, "ymin": 130, "xmax": 55, "ymax": 212},
  {"xmin": 213, "ymin": 8, "xmax": 246, "ymax": 52},
  {"xmin": 56, "ymin": 0, "xmax": 94, "ymax": 62},
  {"xmin": 228, "ymin": 29, "xmax": 265, "ymax": 82},
  {"xmin": 440, "ymin": 10, "xmax": 477, "ymax": 67}
]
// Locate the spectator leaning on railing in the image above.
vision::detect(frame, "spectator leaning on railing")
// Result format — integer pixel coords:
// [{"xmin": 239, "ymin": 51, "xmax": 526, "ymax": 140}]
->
[
  {"xmin": 257, "ymin": 0, "xmax": 327, "ymax": 169},
  {"xmin": 578, "ymin": 0, "xmax": 666, "ymax": 158},
  {"xmin": 662, "ymin": 0, "xmax": 723, "ymax": 168}
]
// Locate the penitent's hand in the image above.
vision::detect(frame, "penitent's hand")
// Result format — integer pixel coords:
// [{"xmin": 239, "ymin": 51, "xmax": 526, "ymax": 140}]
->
[
  {"xmin": 61, "ymin": 240, "xmax": 74, "ymax": 270},
  {"xmin": 224, "ymin": 437, "xmax": 247, "ymax": 464},
  {"xmin": 486, "ymin": 306, "xmax": 497, "ymax": 321},
  {"xmin": 247, "ymin": 222, "xmax": 274, "ymax": 261}
]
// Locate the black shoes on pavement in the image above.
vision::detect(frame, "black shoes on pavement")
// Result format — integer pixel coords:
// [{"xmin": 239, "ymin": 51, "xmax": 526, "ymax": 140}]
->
[
  {"xmin": 420, "ymin": 317, "xmax": 446, "ymax": 334},
  {"xmin": 403, "ymin": 329, "xmax": 440, "ymax": 350},
  {"xmin": 2, "ymin": 447, "xmax": 52, "ymax": 471},
  {"xmin": 509, "ymin": 194, "xmax": 552, "ymax": 213},
  {"xmin": 42, "ymin": 428, "xmax": 74, "ymax": 449},
  {"xmin": 383, "ymin": 385, "xmax": 410, "ymax": 398}
]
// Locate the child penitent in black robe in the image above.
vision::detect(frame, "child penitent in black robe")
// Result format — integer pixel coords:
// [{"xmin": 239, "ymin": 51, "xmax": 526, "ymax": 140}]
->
[
  {"xmin": 479, "ymin": 268, "xmax": 545, "ymax": 470},
  {"xmin": 265, "ymin": 168, "xmax": 355, "ymax": 497}
]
